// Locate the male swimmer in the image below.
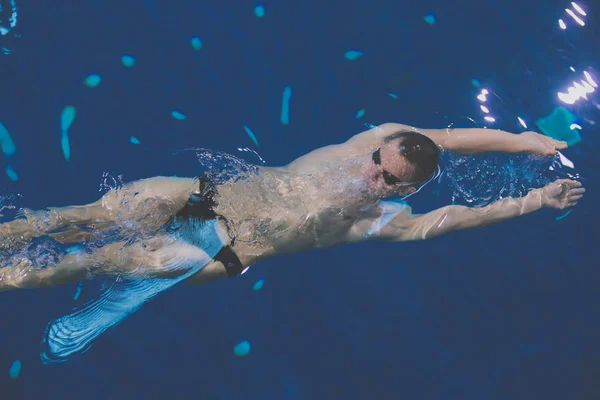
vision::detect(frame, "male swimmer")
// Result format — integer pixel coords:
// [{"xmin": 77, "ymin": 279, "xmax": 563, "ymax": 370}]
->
[
  {"xmin": 0, "ymin": 123, "xmax": 585, "ymax": 360},
  {"xmin": 0, "ymin": 122, "xmax": 585, "ymax": 290}
]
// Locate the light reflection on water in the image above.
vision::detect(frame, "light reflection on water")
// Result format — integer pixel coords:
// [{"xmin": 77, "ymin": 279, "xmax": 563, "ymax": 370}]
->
[
  {"xmin": 0, "ymin": 0, "xmax": 19, "ymax": 54},
  {"xmin": 0, "ymin": 0, "xmax": 596, "ymax": 384}
]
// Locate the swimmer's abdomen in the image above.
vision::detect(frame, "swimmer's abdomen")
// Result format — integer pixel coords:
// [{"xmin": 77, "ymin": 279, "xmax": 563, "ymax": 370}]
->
[{"xmin": 266, "ymin": 208, "xmax": 356, "ymax": 254}]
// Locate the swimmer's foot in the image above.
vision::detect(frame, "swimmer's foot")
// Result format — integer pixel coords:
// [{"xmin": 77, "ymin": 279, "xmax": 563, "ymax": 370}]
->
[
  {"xmin": 0, "ymin": 258, "xmax": 31, "ymax": 291},
  {"xmin": 0, "ymin": 275, "xmax": 12, "ymax": 291}
]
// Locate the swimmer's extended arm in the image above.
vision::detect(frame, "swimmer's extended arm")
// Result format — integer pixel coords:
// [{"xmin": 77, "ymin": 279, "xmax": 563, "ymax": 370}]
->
[
  {"xmin": 347, "ymin": 123, "xmax": 568, "ymax": 156},
  {"xmin": 398, "ymin": 192, "xmax": 545, "ymax": 240},
  {"xmin": 348, "ymin": 179, "xmax": 584, "ymax": 242}
]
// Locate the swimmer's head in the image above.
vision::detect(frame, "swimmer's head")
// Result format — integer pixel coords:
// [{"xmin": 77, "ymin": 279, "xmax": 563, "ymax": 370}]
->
[{"xmin": 367, "ymin": 131, "xmax": 440, "ymax": 195}]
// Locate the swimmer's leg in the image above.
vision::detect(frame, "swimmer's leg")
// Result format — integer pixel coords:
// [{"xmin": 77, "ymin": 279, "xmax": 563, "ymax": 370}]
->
[
  {"xmin": 0, "ymin": 250, "xmax": 95, "ymax": 292},
  {"xmin": 41, "ymin": 219, "xmax": 228, "ymax": 362},
  {"xmin": 1, "ymin": 219, "xmax": 224, "ymax": 291}
]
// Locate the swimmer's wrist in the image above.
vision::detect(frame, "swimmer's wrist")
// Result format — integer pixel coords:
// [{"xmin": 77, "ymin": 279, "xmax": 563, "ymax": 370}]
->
[
  {"xmin": 539, "ymin": 187, "xmax": 550, "ymax": 208},
  {"xmin": 527, "ymin": 188, "xmax": 546, "ymax": 210},
  {"xmin": 516, "ymin": 136, "xmax": 528, "ymax": 153},
  {"xmin": 515, "ymin": 133, "xmax": 535, "ymax": 153}
]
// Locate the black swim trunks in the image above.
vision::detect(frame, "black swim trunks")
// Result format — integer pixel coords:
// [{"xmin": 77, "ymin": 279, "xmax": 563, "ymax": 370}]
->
[{"xmin": 173, "ymin": 175, "xmax": 244, "ymax": 277}]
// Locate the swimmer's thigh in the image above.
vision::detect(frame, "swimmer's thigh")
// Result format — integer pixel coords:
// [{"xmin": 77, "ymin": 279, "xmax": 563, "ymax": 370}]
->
[{"xmin": 94, "ymin": 235, "xmax": 221, "ymax": 280}]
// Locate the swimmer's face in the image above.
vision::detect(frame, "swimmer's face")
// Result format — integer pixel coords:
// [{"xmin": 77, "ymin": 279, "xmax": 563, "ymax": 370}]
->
[{"xmin": 369, "ymin": 141, "xmax": 416, "ymax": 195}]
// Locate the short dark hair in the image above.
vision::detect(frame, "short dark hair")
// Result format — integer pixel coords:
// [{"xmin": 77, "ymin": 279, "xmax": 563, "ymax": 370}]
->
[{"xmin": 383, "ymin": 131, "xmax": 439, "ymax": 183}]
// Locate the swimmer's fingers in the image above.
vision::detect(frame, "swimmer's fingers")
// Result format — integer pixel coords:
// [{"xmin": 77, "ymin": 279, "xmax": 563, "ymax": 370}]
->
[
  {"xmin": 553, "ymin": 178, "xmax": 582, "ymax": 187},
  {"xmin": 569, "ymin": 188, "xmax": 585, "ymax": 196},
  {"xmin": 564, "ymin": 183, "xmax": 585, "ymax": 204},
  {"xmin": 554, "ymin": 139, "xmax": 569, "ymax": 151},
  {"xmin": 545, "ymin": 137, "xmax": 568, "ymax": 155},
  {"xmin": 567, "ymin": 192, "xmax": 585, "ymax": 206},
  {"xmin": 564, "ymin": 182, "xmax": 585, "ymax": 207}
]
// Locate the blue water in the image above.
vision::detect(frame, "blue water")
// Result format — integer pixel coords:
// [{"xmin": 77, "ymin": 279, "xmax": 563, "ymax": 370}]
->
[{"xmin": 1, "ymin": 1, "xmax": 598, "ymax": 399}]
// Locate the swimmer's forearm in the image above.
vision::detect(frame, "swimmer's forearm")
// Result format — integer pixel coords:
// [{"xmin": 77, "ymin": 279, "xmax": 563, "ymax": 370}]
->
[{"xmin": 402, "ymin": 189, "xmax": 545, "ymax": 240}]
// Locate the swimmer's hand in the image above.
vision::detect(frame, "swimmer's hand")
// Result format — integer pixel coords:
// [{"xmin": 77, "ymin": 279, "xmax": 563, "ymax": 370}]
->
[
  {"xmin": 520, "ymin": 131, "xmax": 568, "ymax": 156},
  {"xmin": 541, "ymin": 179, "xmax": 585, "ymax": 209}
]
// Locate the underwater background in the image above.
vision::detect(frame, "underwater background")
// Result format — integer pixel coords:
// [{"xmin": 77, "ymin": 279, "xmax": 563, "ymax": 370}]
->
[{"xmin": 0, "ymin": 0, "xmax": 598, "ymax": 399}]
